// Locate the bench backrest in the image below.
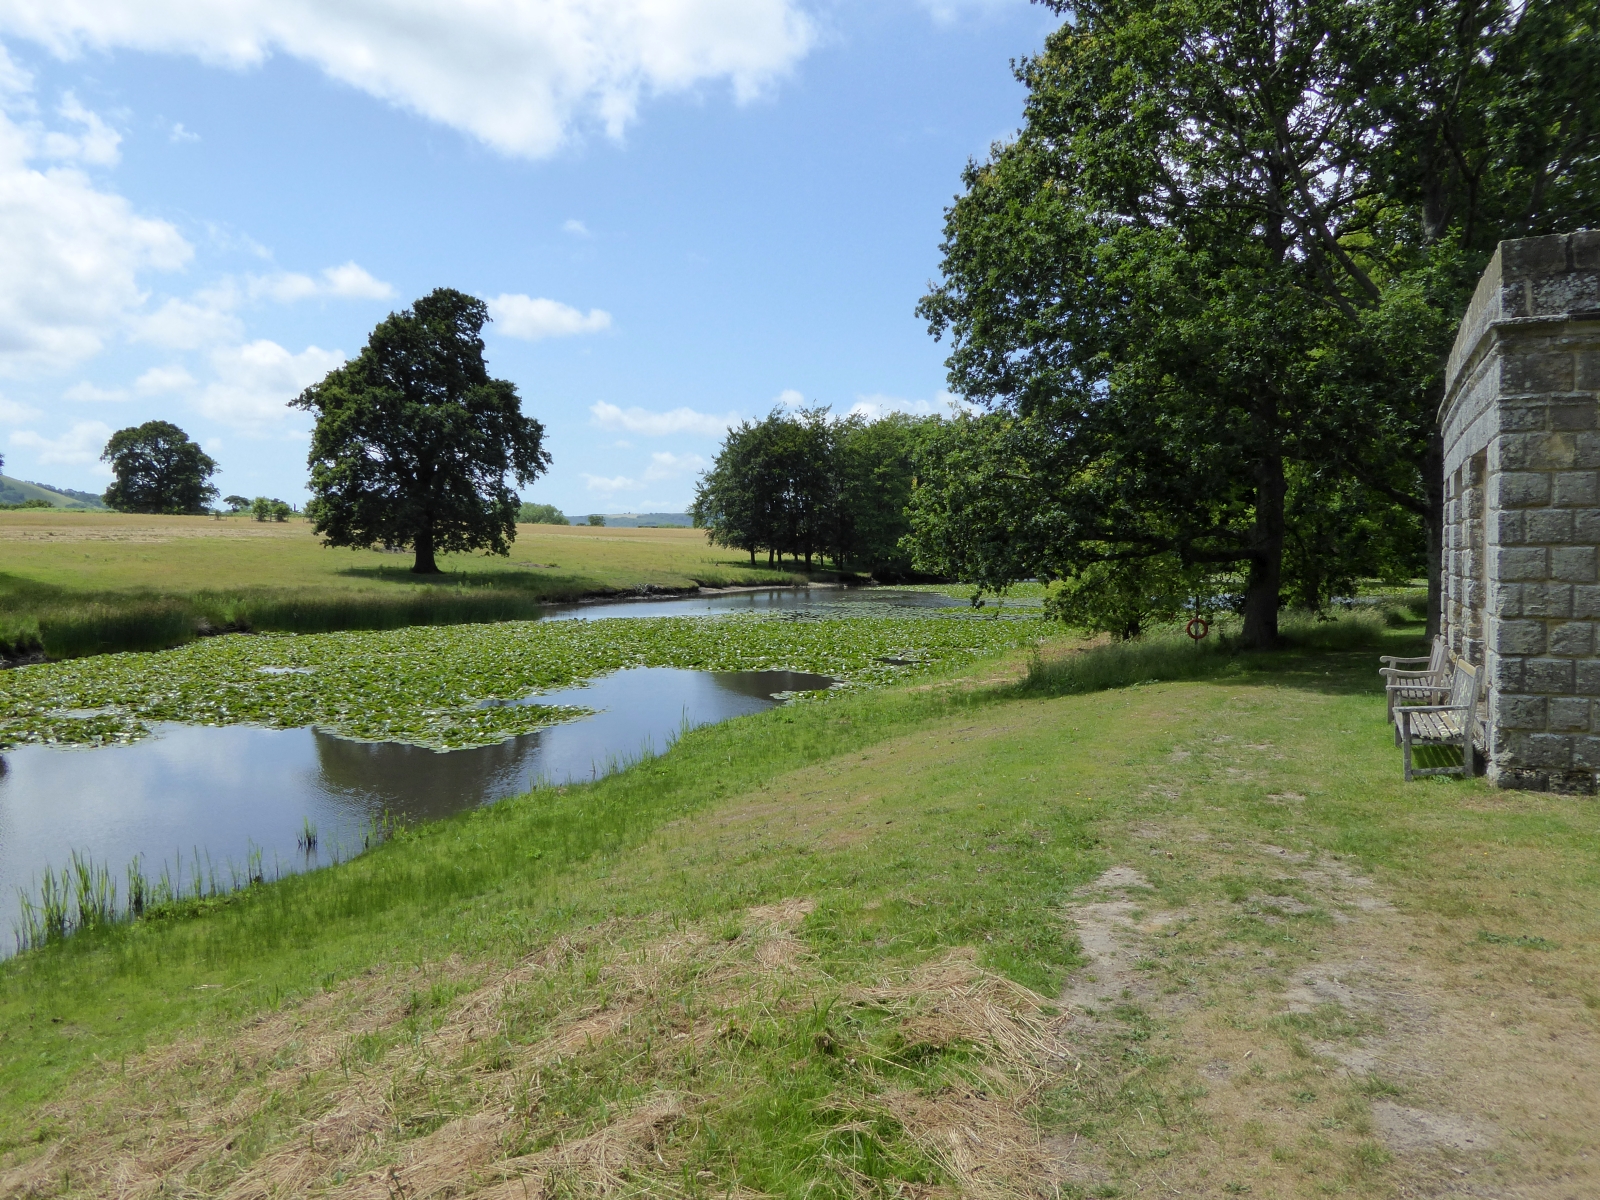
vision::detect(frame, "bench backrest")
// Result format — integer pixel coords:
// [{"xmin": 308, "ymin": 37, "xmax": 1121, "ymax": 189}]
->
[
  {"xmin": 1449, "ymin": 656, "xmax": 1479, "ymax": 717},
  {"xmin": 1428, "ymin": 636, "xmax": 1450, "ymax": 675}
]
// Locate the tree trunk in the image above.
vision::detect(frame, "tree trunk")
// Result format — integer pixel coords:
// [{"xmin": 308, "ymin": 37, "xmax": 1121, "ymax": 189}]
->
[
  {"xmin": 1241, "ymin": 453, "xmax": 1286, "ymax": 649},
  {"xmin": 412, "ymin": 530, "xmax": 440, "ymax": 574},
  {"xmin": 1425, "ymin": 427, "xmax": 1444, "ymax": 639},
  {"xmin": 768, "ymin": 548, "xmax": 774, "ymax": 567},
  {"xmin": 749, "ymin": 548, "xmax": 756, "ymax": 566}
]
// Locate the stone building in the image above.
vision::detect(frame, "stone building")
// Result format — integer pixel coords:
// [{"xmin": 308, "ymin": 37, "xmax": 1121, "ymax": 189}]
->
[{"xmin": 1439, "ymin": 231, "xmax": 1600, "ymax": 791}]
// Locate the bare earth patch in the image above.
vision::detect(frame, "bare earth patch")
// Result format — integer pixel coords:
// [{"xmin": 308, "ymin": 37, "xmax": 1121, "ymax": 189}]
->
[{"xmin": 1053, "ymin": 824, "xmax": 1600, "ymax": 1198}]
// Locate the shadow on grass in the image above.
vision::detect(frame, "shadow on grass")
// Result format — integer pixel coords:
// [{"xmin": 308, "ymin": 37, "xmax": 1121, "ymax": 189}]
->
[{"xmin": 1013, "ymin": 609, "xmax": 1427, "ymax": 703}]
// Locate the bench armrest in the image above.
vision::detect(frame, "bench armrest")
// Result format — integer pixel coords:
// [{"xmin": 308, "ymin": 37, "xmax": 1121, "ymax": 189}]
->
[{"xmin": 1379, "ymin": 655, "xmax": 1431, "ymax": 666}]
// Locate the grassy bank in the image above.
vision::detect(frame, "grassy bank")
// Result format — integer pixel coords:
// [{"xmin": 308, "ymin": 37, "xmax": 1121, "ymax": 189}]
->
[
  {"xmin": 0, "ymin": 514, "xmax": 809, "ymax": 660},
  {"xmin": 3, "ymin": 618, "xmax": 1596, "ymax": 1197}
]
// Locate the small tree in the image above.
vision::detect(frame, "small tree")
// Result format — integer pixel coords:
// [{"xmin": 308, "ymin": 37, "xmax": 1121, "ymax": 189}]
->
[
  {"xmin": 519, "ymin": 502, "xmax": 568, "ymax": 525},
  {"xmin": 587, "ymin": 514, "xmax": 605, "ymax": 527},
  {"xmin": 223, "ymin": 494, "xmax": 250, "ymax": 513},
  {"xmin": 102, "ymin": 421, "xmax": 218, "ymax": 514},
  {"xmin": 293, "ymin": 289, "xmax": 551, "ymax": 574}
]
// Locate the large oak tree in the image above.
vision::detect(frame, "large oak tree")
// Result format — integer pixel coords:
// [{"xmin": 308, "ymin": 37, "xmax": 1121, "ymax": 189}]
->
[
  {"xmin": 294, "ymin": 289, "xmax": 550, "ymax": 574},
  {"xmin": 101, "ymin": 421, "xmax": 219, "ymax": 514},
  {"xmin": 914, "ymin": 0, "xmax": 1597, "ymax": 645}
]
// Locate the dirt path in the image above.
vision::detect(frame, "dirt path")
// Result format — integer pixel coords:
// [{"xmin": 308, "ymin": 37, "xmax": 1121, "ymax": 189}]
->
[{"xmin": 1057, "ymin": 834, "xmax": 1600, "ymax": 1198}]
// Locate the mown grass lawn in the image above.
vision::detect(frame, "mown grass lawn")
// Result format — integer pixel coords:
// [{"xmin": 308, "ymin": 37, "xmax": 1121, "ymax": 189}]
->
[{"xmin": 1, "ymin": 624, "xmax": 1596, "ymax": 1198}]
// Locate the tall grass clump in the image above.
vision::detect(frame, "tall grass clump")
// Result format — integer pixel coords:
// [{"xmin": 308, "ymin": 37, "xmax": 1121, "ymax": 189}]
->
[
  {"xmin": 219, "ymin": 587, "xmax": 560, "ymax": 635},
  {"xmin": 1020, "ymin": 606, "xmax": 1407, "ymax": 698},
  {"xmin": 12, "ymin": 844, "xmax": 283, "ymax": 955},
  {"xmin": 37, "ymin": 599, "xmax": 198, "ymax": 658},
  {"xmin": 0, "ymin": 612, "xmax": 42, "ymax": 660},
  {"xmin": 1018, "ymin": 627, "xmax": 1232, "ymax": 697},
  {"xmin": 1277, "ymin": 606, "xmax": 1392, "ymax": 650}
]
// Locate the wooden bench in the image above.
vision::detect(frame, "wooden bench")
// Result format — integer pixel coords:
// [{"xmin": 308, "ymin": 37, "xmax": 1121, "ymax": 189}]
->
[
  {"xmin": 1393, "ymin": 655, "xmax": 1480, "ymax": 781},
  {"xmin": 1379, "ymin": 635, "xmax": 1451, "ymax": 723}
]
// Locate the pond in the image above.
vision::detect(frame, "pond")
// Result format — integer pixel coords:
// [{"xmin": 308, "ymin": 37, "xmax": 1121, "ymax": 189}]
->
[
  {"xmin": 0, "ymin": 585, "xmax": 1025, "ymax": 952},
  {"xmin": 539, "ymin": 585, "xmax": 964, "ymax": 621},
  {"xmin": 0, "ymin": 664, "xmax": 832, "ymax": 950}
]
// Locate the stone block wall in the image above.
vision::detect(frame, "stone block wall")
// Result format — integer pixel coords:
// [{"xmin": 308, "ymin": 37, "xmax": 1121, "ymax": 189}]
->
[{"xmin": 1439, "ymin": 231, "xmax": 1600, "ymax": 791}]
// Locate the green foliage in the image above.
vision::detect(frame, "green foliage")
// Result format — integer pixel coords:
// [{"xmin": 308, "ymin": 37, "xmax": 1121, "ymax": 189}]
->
[
  {"xmin": 294, "ymin": 289, "xmax": 551, "ymax": 574},
  {"xmin": 0, "ymin": 608, "xmax": 1039, "ymax": 752},
  {"xmin": 101, "ymin": 421, "xmax": 219, "ymax": 514},
  {"xmin": 223, "ymin": 495, "xmax": 251, "ymax": 513},
  {"xmin": 915, "ymin": 0, "xmax": 1598, "ymax": 645},
  {"xmin": 1018, "ymin": 608, "xmax": 1393, "ymax": 698},
  {"xmin": 1043, "ymin": 556, "xmax": 1208, "ymax": 641},
  {"xmin": 518, "ymin": 502, "xmax": 568, "ymax": 524},
  {"xmin": 586, "ymin": 513, "xmax": 605, "ymax": 526},
  {"xmin": 694, "ymin": 408, "xmax": 935, "ymax": 574},
  {"xmin": 250, "ymin": 497, "xmax": 293, "ymax": 522},
  {"xmin": 0, "ymin": 499, "xmax": 53, "ymax": 511}
]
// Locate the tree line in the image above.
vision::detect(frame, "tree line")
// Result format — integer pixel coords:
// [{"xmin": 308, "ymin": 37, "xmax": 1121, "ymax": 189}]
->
[{"xmin": 691, "ymin": 408, "xmax": 931, "ymax": 576}]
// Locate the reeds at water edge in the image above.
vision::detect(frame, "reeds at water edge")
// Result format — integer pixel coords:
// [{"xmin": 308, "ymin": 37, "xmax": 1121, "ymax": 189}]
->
[{"xmin": 11, "ymin": 812, "xmax": 400, "ymax": 955}]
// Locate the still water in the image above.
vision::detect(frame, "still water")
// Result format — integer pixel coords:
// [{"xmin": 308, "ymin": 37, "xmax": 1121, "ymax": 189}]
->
[
  {"xmin": 539, "ymin": 585, "xmax": 963, "ymax": 621},
  {"xmin": 0, "ymin": 665, "xmax": 832, "ymax": 946}
]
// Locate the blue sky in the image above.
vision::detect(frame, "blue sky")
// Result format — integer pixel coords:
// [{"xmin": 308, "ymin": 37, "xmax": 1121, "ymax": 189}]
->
[{"xmin": 0, "ymin": 0, "xmax": 1059, "ymax": 513}]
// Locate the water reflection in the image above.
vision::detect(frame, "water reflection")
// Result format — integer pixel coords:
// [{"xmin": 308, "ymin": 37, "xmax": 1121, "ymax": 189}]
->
[{"xmin": 0, "ymin": 666, "xmax": 831, "ymax": 946}]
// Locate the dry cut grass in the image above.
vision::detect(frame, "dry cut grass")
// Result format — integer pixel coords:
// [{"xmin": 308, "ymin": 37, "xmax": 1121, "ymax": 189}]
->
[{"xmin": 0, "ymin": 899, "xmax": 1084, "ymax": 1200}]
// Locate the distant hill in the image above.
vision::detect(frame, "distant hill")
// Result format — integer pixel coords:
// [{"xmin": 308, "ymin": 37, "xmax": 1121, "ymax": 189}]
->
[
  {"xmin": 0, "ymin": 475, "xmax": 106, "ymax": 509},
  {"xmin": 572, "ymin": 512, "xmax": 694, "ymax": 528}
]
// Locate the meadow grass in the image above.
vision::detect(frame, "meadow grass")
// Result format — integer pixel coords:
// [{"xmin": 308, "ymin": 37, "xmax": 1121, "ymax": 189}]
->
[
  {"xmin": 3, "ymin": 614, "xmax": 1597, "ymax": 1198},
  {"xmin": 0, "ymin": 514, "xmax": 810, "ymax": 659}
]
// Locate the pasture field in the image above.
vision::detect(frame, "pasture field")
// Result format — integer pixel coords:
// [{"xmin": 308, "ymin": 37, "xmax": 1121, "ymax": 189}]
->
[
  {"xmin": 0, "ymin": 512, "xmax": 802, "ymax": 659},
  {"xmin": 2, "ymin": 619, "xmax": 1596, "ymax": 1198}
]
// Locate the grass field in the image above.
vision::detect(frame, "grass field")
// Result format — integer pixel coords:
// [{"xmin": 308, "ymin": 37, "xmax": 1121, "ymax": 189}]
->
[
  {"xmin": 2, "ymin": 619, "xmax": 1595, "ymax": 1198},
  {"xmin": 0, "ymin": 512, "xmax": 805, "ymax": 659}
]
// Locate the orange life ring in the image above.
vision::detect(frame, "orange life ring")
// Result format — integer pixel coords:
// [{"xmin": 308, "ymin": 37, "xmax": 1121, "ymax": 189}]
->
[{"xmin": 1186, "ymin": 616, "xmax": 1210, "ymax": 642}]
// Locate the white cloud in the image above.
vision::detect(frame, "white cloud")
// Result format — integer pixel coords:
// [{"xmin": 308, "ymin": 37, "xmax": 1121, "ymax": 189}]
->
[
  {"xmin": 249, "ymin": 262, "xmax": 394, "ymax": 303},
  {"xmin": 489, "ymin": 294, "xmax": 611, "ymax": 340},
  {"xmin": 562, "ymin": 218, "xmax": 590, "ymax": 237},
  {"xmin": 775, "ymin": 388, "xmax": 805, "ymax": 408},
  {"xmin": 132, "ymin": 293, "xmax": 244, "ymax": 350},
  {"xmin": 0, "ymin": 393, "xmax": 41, "ymax": 422},
  {"xmin": 582, "ymin": 472, "xmax": 639, "ymax": 494},
  {"xmin": 40, "ymin": 92, "xmax": 120, "ymax": 165},
  {"xmin": 644, "ymin": 450, "xmax": 707, "ymax": 480},
  {"xmin": 0, "ymin": 0, "xmax": 817, "ymax": 158},
  {"xmin": 847, "ymin": 391, "xmax": 971, "ymax": 420},
  {"xmin": 321, "ymin": 261, "xmax": 394, "ymax": 299},
  {"xmin": 10, "ymin": 418, "xmax": 111, "ymax": 464},
  {"xmin": 918, "ymin": 0, "xmax": 1027, "ymax": 23},
  {"xmin": 169, "ymin": 121, "xmax": 198, "ymax": 143},
  {"xmin": 197, "ymin": 340, "xmax": 343, "ymax": 430},
  {"xmin": 589, "ymin": 400, "xmax": 737, "ymax": 438},
  {"xmin": 0, "ymin": 101, "xmax": 191, "ymax": 373},
  {"xmin": 135, "ymin": 364, "xmax": 195, "ymax": 393}
]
